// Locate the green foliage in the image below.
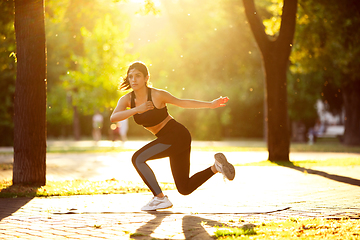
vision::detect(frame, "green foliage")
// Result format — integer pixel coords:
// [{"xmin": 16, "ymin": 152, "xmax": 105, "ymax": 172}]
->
[
  {"xmin": 288, "ymin": 2, "xmax": 329, "ymax": 122},
  {"xmin": 0, "ymin": 0, "xmax": 15, "ymax": 146},
  {"xmin": 290, "ymin": 0, "xmax": 360, "ymax": 114},
  {"xmin": 128, "ymin": 0, "xmax": 265, "ymax": 139},
  {"xmin": 0, "ymin": 0, "xmax": 267, "ymax": 141},
  {"xmin": 60, "ymin": 14, "xmax": 133, "ymax": 113},
  {"xmin": 216, "ymin": 219, "xmax": 360, "ymax": 239},
  {"xmin": 192, "ymin": 110, "xmax": 222, "ymax": 140},
  {"xmin": 257, "ymin": 0, "xmax": 284, "ymax": 37},
  {"xmin": 1, "ymin": 0, "xmax": 306, "ymax": 141},
  {"xmin": 287, "ymin": 73, "xmax": 319, "ymax": 126},
  {"xmin": 45, "ymin": 0, "xmax": 136, "ymax": 137},
  {"xmin": 135, "ymin": 0, "xmax": 160, "ymax": 16},
  {"xmin": 215, "ymin": 226, "xmax": 257, "ymax": 238},
  {"xmin": 2, "ymin": 0, "xmax": 359, "ymax": 143}
]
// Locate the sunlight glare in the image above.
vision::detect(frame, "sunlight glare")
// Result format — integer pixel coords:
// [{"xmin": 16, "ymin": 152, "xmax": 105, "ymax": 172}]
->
[{"xmin": 128, "ymin": 0, "xmax": 161, "ymax": 7}]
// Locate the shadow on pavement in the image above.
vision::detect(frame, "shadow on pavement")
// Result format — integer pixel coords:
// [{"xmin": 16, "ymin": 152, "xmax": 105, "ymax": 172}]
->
[
  {"xmin": 0, "ymin": 183, "xmax": 41, "ymax": 221},
  {"xmin": 275, "ymin": 161, "xmax": 360, "ymax": 187},
  {"xmin": 182, "ymin": 215, "xmax": 230, "ymax": 239},
  {"xmin": 133, "ymin": 211, "xmax": 233, "ymax": 239},
  {"xmin": 0, "ymin": 197, "xmax": 33, "ymax": 221},
  {"xmin": 132, "ymin": 211, "xmax": 171, "ymax": 238}
]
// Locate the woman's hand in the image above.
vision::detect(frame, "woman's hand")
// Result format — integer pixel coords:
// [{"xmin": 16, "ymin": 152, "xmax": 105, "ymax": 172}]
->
[
  {"xmin": 211, "ymin": 96, "xmax": 229, "ymax": 109},
  {"xmin": 136, "ymin": 101, "xmax": 154, "ymax": 114}
]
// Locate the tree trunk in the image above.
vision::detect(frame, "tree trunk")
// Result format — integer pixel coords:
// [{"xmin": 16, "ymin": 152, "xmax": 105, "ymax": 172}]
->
[
  {"xmin": 342, "ymin": 80, "xmax": 360, "ymax": 146},
  {"xmin": 73, "ymin": 105, "xmax": 81, "ymax": 141},
  {"xmin": 263, "ymin": 45, "xmax": 291, "ymax": 161},
  {"xmin": 13, "ymin": 0, "xmax": 47, "ymax": 185},
  {"xmin": 243, "ymin": 0, "xmax": 297, "ymax": 161}
]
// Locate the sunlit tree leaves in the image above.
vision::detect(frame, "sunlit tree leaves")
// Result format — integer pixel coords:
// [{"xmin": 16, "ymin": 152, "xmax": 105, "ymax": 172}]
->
[
  {"xmin": 61, "ymin": 14, "xmax": 134, "ymax": 113},
  {"xmin": 290, "ymin": 0, "xmax": 360, "ymax": 145},
  {"xmin": 0, "ymin": 0, "xmax": 16, "ymax": 145},
  {"xmin": 131, "ymin": 0, "xmax": 265, "ymax": 139}
]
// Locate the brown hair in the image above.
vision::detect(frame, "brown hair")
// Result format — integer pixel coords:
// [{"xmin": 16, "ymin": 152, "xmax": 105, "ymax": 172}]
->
[{"xmin": 120, "ymin": 61, "xmax": 149, "ymax": 90}]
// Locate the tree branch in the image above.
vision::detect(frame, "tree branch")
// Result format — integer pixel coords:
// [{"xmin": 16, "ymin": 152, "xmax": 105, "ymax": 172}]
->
[
  {"xmin": 242, "ymin": 0, "xmax": 270, "ymax": 53},
  {"xmin": 277, "ymin": 0, "xmax": 298, "ymax": 48}
]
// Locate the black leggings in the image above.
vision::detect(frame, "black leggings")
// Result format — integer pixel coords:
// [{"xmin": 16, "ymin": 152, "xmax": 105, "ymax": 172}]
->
[{"xmin": 132, "ymin": 119, "xmax": 214, "ymax": 196}]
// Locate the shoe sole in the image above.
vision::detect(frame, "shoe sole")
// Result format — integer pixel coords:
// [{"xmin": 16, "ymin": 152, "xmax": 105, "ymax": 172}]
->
[
  {"xmin": 141, "ymin": 198, "xmax": 173, "ymax": 211},
  {"xmin": 215, "ymin": 153, "xmax": 235, "ymax": 180},
  {"xmin": 142, "ymin": 204, "xmax": 173, "ymax": 211}
]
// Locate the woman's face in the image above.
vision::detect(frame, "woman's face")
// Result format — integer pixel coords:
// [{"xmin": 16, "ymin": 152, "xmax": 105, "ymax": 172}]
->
[{"xmin": 128, "ymin": 68, "xmax": 148, "ymax": 90}]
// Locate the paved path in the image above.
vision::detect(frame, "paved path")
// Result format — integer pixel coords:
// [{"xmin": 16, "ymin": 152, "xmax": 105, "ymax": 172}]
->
[{"xmin": 1, "ymin": 140, "xmax": 360, "ymax": 239}]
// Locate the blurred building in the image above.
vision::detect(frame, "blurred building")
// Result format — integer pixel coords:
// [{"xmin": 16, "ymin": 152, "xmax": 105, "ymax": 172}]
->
[
  {"xmin": 316, "ymin": 100, "xmax": 345, "ymax": 126},
  {"xmin": 315, "ymin": 100, "xmax": 345, "ymax": 139}
]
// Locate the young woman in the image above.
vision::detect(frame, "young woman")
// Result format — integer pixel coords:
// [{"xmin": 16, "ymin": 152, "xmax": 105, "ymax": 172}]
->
[{"xmin": 110, "ymin": 61, "xmax": 235, "ymax": 211}]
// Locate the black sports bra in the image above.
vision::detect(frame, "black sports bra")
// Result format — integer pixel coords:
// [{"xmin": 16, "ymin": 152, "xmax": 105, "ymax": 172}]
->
[{"xmin": 131, "ymin": 88, "xmax": 169, "ymax": 127}]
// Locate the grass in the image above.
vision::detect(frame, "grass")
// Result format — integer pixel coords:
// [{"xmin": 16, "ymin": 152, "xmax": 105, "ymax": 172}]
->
[
  {"xmin": 46, "ymin": 146, "xmax": 136, "ymax": 153},
  {"xmin": 44, "ymin": 139, "xmax": 360, "ymax": 153},
  {"xmin": 0, "ymin": 163, "xmax": 12, "ymax": 170},
  {"xmin": 215, "ymin": 218, "xmax": 360, "ymax": 239},
  {"xmin": 235, "ymin": 157, "xmax": 360, "ymax": 167},
  {"xmin": 0, "ymin": 138, "xmax": 359, "ymax": 154},
  {"xmin": 215, "ymin": 226, "xmax": 257, "ymax": 238},
  {"xmin": 0, "ymin": 179, "xmax": 176, "ymax": 198},
  {"xmin": 290, "ymin": 138, "xmax": 360, "ymax": 153},
  {"xmin": 194, "ymin": 139, "xmax": 360, "ymax": 153},
  {"xmin": 130, "ymin": 232, "xmax": 147, "ymax": 237}
]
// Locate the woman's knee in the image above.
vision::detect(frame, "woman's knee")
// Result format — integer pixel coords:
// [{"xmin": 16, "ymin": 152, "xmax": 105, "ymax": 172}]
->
[
  {"xmin": 131, "ymin": 153, "xmax": 140, "ymax": 167},
  {"xmin": 176, "ymin": 184, "xmax": 193, "ymax": 195}
]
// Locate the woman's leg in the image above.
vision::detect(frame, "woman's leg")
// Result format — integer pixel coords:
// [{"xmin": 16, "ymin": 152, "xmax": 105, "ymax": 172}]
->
[
  {"xmin": 132, "ymin": 140, "xmax": 171, "ymax": 196},
  {"xmin": 169, "ymin": 148, "xmax": 215, "ymax": 195},
  {"xmin": 132, "ymin": 139, "xmax": 215, "ymax": 196}
]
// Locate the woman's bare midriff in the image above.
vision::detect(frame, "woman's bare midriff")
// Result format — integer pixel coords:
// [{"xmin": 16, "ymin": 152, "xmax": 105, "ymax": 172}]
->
[{"xmin": 145, "ymin": 115, "xmax": 173, "ymax": 135}]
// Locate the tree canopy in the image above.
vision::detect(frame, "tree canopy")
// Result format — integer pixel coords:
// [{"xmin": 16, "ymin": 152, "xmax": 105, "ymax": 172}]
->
[
  {"xmin": 290, "ymin": 0, "xmax": 360, "ymax": 145},
  {"xmin": 43, "ymin": 0, "xmax": 265, "ymax": 140}
]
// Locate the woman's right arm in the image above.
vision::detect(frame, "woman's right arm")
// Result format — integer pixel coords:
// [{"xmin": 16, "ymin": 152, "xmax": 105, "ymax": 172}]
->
[
  {"xmin": 110, "ymin": 94, "xmax": 135, "ymax": 123},
  {"xmin": 110, "ymin": 93, "xmax": 154, "ymax": 123}
]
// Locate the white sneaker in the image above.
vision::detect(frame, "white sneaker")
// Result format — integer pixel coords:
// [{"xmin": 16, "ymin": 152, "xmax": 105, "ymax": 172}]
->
[
  {"xmin": 214, "ymin": 153, "xmax": 235, "ymax": 180},
  {"xmin": 141, "ymin": 195, "xmax": 173, "ymax": 211}
]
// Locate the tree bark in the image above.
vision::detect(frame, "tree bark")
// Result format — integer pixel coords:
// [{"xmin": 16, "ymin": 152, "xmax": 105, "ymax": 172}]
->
[
  {"xmin": 243, "ymin": 0, "xmax": 297, "ymax": 161},
  {"xmin": 13, "ymin": 0, "xmax": 47, "ymax": 185},
  {"xmin": 342, "ymin": 80, "xmax": 360, "ymax": 146}
]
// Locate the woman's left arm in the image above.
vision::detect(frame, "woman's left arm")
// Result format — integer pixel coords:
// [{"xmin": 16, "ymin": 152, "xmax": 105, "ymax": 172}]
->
[{"xmin": 159, "ymin": 89, "xmax": 229, "ymax": 109}]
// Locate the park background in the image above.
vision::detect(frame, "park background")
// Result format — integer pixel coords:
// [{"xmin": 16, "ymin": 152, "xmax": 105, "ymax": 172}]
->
[{"xmin": 1, "ymin": 0, "xmax": 358, "ymax": 145}]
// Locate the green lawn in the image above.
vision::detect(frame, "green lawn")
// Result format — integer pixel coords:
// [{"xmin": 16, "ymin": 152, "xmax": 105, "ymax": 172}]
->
[
  {"xmin": 1, "ymin": 138, "xmax": 359, "ymax": 154},
  {"xmin": 235, "ymin": 157, "xmax": 360, "ymax": 167},
  {"xmin": 0, "ymin": 179, "xmax": 176, "ymax": 198},
  {"xmin": 215, "ymin": 218, "xmax": 360, "ymax": 240},
  {"xmin": 43, "ymin": 139, "xmax": 360, "ymax": 154}
]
